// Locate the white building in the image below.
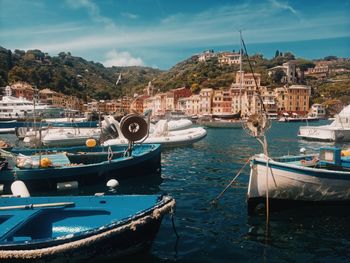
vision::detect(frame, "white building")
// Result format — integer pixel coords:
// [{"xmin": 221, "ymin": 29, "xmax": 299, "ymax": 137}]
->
[{"xmin": 310, "ymin": 103, "xmax": 326, "ymax": 119}]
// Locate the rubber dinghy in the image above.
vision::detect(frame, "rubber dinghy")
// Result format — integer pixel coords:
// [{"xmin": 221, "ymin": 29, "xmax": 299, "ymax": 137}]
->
[
  {"xmin": 102, "ymin": 116, "xmax": 207, "ymax": 148},
  {"xmin": 0, "ymin": 194, "xmax": 175, "ymax": 262}
]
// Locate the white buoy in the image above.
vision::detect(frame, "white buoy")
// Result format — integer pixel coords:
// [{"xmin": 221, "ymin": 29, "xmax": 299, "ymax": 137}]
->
[
  {"xmin": 11, "ymin": 180, "xmax": 30, "ymax": 197},
  {"xmin": 300, "ymin": 147, "xmax": 306, "ymax": 154},
  {"xmin": 106, "ymin": 179, "xmax": 119, "ymax": 189}
]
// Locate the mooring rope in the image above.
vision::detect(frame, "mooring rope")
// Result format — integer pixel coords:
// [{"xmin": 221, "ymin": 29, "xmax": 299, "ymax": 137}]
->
[
  {"xmin": 265, "ymin": 157, "xmax": 270, "ymax": 224},
  {"xmin": 211, "ymin": 157, "xmax": 251, "ymax": 204}
]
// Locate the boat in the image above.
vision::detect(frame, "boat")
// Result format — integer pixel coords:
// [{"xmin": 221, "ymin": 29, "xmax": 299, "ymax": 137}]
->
[
  {"xmin": 21, "ymin": 127, "xmax": 101, "ymax": 147},
  {"xmin": 241, "ymin": 112, "xmax": 350, "ymax": 213},
  {"xmin": 40, "ymin": 129, "xmax": 101, "ymax": 147},
  {"xmin": 44, "ymin": 117, "xmax": 89, "ymax": 123},
  {"xmin": 0, "ymin": 194, "xmax": 175, "ymax": 262},
  {"xmin": 0, "ymin": 143, "xmax": 161, "ymax": 194},
  {"xmin": 298, "ymin": 105, "xmax": 350, "ymax": 141},
  {"xmin": 211, "ymin": 111, "xmax": 241, "ymax": 120},
  {"xmin": 102, "ymin": 116, "xmax": 207, "ymax": 148},
  {"xmin": 278, "ymin": 112, "xmax": 319, "ymax": 122},
  {"xmin": 247, "ymin": 147, "xmax": 350, "ymax": 213},
  {"xmin": 198, "ymin": 117, "xmax": 245, "ymax": 129},
  {"xmin": 150, "ymin": 118, "xmax": 192, "ymax": 132},
  {"xmin": 0, "ymin": 95, "xmax": 62, "ymax": 121}
]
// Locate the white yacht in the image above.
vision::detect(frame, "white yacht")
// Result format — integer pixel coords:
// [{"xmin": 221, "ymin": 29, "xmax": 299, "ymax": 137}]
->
[
  {"xmin": 298, "ymin": 105, "xmax": 350, "ymax": 142},
  {"xmin": 0, "ymin": 96, "xmax": 60, "ymax": 120}
]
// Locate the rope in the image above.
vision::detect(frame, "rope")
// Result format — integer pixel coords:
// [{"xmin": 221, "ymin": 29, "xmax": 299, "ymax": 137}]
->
[
  {"xmin": 211, "ymin": 157, "xmax": 251, "ymax": 204},
  {"xmin": 265, "ymin": 157, "xmax": 270, "ymax": 224},
  {"xmin": 0, "ymin": 199, "xmax": 175, "ymax": 260},
  {"xmin": 171, "ymin": 213, "xmax": 179, "ymax": 238},
  {"xmin": 107, "ymin": 146, "xmax": 113, "ymax": 162}
]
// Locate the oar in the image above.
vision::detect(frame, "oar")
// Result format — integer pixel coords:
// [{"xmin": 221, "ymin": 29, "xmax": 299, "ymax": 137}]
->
[{"xmin": 0, "ymin": 202, "xmax": 75, "ymax": 211}]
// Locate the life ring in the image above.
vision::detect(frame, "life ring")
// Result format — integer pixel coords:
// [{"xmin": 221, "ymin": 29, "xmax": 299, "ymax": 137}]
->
[{"xmin": 120, "ymin": 114, "xmax": 148, "ymax": 142}]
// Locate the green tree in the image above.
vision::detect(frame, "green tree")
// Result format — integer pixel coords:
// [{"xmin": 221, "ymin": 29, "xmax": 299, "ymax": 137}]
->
[
  {"xmin": 296, "ymin": 59, "xmax": 315, "ymax": 83},
  {"xmin": 8, "ymin": 66, "xmax": 28, "ymax": 83},
  {"xmin": 272, "ymin": 68, "xmax": 286, "ymax": 84}
]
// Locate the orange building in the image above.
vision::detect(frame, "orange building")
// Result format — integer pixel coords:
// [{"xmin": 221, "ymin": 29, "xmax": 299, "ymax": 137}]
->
[{"xmin": 9, "ymin": 82, "xmax": 35, "ymax": 100}]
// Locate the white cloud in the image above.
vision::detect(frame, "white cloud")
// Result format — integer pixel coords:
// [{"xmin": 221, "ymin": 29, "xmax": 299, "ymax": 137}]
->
[
  {"xmin": 65, "ymin": 0, "xmax": 116, "ymax": 28},
  {"xmin": 269, "ymin": 0, "xmax": 298, "ymax": 15},
  {"xmin": 103, "ymin": 50, "xmax": 144, "ymax": 67},
  {"xmin": 121, "ymin": 12, "xmax": 139, "ymax": 19},
  {"xmin": 4, "ymin": 0, "xmax": 349, "ymax": 68}
]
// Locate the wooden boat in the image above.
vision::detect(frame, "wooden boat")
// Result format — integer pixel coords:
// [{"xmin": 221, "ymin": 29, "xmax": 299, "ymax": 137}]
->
[
  {"xmin": 198, "ymin": 117, "xmax": 245, "ymax": 128},
  {"xmin": 247, "ymin": 147, "xmax": 350, "ymax": 214},
  {"xmin": 0, "ymin": 194, "xmax": 175, "ymax": 262},
  {"xmin": 0, "ymin": 144, "xmax": 161, "ymax": 194}
]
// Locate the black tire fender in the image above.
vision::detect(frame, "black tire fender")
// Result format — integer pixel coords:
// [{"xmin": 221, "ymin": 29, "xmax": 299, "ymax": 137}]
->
[{"xmin": 120, "ymin": 114, "xmax": 148, "ymax": 141}]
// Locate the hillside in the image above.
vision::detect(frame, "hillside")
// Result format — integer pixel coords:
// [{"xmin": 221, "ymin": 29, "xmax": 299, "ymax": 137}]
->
[
  {"xmin": 0, "ymin": 47, "xmax": 162, "ymax": 100},
  {"xmin": 0, "ymin": 46, "xmax": 349, "ymax": 103}
]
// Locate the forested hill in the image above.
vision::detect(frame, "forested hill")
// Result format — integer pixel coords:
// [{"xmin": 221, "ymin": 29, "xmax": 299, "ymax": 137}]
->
[
  {"xmin": 0, "ymin": 47, "xmax": 162, "ymax": 100},
  {"xmin": 0, "ymin": 46, "xmax": 349, "ymax": 103}
]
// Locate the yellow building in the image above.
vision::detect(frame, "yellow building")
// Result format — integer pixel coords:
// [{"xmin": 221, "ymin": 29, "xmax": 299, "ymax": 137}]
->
[
  {"xmin": 199, "ymin": 88, "xmax": 213, "ymax": 115},
  {"xmin": 231, "ymin": 71, "xmax": 262, "ymax": 116},
  {"xmin": 212, "ymin": 89, "xmax": 232, "ymax": 115},
  {"xmin": 39, "ymin": 88, "xmax": 64, "ymax": 107},
  {"xmin": 275, "ymin": 85, "xmax": 311, "ymax": 114}
]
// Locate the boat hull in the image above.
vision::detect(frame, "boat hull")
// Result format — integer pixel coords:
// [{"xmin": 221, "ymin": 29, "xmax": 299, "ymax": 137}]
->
[
  {"xmin": 298, "ymin": 126, "xmax": 350, "ymax": 142},
  {"xmin": 198, "ymin": 120, "xmax": 245, "ymax": 129},
  {"xmin": 103, "ymin": 127, "xmax": 207, "ymax": 148},
  {"xmin": 0, "ymin": 195, "xmax": 175, "ymax": 263},
  {"xmin": 1, "ymin": 145, "xmax": 161, "ymax": 194},
  {"xmin": 247, "ymin": 156, "xmax": 350, "ymax": 213}
]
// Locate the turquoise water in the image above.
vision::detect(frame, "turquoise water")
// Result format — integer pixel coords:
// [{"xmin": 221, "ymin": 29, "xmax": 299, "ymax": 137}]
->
[{"xmin": 1, "ymin": 120, "xmax": 350, "ymax": 262}]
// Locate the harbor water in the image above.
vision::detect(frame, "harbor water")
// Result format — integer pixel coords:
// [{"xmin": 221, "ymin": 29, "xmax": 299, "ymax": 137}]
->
[{"xmin": 2, "ymin": 120, "xmax": 350, "ymax": 262}]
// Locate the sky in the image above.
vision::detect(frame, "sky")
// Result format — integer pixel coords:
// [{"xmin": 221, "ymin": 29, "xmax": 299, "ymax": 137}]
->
[{"xmin": 0, "ymin": 0, "xmax": 349, "ymax": 69}]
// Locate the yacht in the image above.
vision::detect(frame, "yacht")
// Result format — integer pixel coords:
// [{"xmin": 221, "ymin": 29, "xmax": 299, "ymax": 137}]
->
[
  {"xmin": 298, "ymin": 105, "xmax": 350, "ymax": 142},
  {"xmin": 0, "ymin": 96, "xmax": 62, "ymax": 121}
]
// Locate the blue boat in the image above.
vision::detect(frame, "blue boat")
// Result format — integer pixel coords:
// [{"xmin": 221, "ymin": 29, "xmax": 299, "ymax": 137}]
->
[
  {"xmin": 0, "ymin": 144, "xmax": 161, "ymax": 194},
  {"xmin": 0, "ymin": 194, "xmax": 175, "ymax": 262},
  {"xmin": 0, "ymin": 120, "xmax": 99, "ymax": 129}
]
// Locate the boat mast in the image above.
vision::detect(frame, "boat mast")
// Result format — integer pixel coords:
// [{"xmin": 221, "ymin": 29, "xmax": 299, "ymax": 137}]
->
[{"xmin": 239, "ymin": 30, "xmax": 243, "ymax": 116}]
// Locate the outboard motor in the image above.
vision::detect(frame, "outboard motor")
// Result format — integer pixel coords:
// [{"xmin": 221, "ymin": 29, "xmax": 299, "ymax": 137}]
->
[{"xmin": 101, "ymin": 116, "xmax": 119, "ymax": 140}]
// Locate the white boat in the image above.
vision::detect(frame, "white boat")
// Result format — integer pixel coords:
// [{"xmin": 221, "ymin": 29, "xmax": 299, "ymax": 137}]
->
[
  {"xmin": 0, "ymin": 96, "xmax": 61, "ymax": 120},
  {"xmin": 298, "ymin": 105, "xmax": 350, "ymax": 141},
  {"xmin": 247, "ymin": 147, "xmax": 350, "ymax": 213},
  {"xmin": 278, "ymin": 112, "xmax": 319, "ymax": 122},
  {"xmin": 44, "ymin": 117, "xmax": 88, "ymax": 123},
  {"xmin": 23, "ymin": 127, "xmax": 101, "ymax": 147},
  {"xmin": 102, "ymin": 116, "xmax": 206, "ymax": 148},
  {"xmin": 150, "ymin": 118, "xmax": 192, "ymax": 132}
]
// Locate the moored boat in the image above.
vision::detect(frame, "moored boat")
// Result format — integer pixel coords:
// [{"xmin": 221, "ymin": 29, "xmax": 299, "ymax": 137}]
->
[
  {"xmin": 0, "ymin": 143, "xmax": 161, "ymax": 194},
  {"xmin": 298, "ymin": 105, "xmax": 350, "ymax": 141},
  {"xmin": 102, "ymin": 116, "xmax": 206, "ymax": 148},
  {"xmin": 0, "ymin": 194, "xmax": 175, "ymax": 262},
  {"xmin": 198, "ymin": 117, "xmax": 245, "ymax": 128},
  {"xmin": 247, "ymin": 146, "xmax": 350, "ymax": 214}
]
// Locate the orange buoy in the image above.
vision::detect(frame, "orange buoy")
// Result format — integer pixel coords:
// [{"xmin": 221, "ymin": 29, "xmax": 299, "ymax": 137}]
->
[
  {"xmin": 86, "ymin": 138, "xmax": 97, "ymax": 148},
  {"xmin": 40, "ymin": 157, "xmax": 52, "ymax": 168},
  {"xmin": 341, "ymin": 150, "xmax": 350, "ymax": 157}
]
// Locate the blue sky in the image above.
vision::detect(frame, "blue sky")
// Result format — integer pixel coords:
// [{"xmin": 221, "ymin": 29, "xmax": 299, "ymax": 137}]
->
[{"xmin": 0, "ymin": 0, "xmax": 349, "ymax": 69}]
